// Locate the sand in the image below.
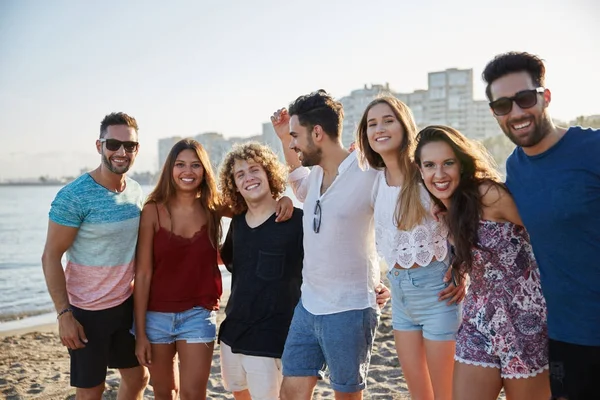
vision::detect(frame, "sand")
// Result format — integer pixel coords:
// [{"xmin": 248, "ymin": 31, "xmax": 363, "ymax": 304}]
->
[{"xmin": 0, "ymin": 293, "xmax": 506, "ymax": 400}]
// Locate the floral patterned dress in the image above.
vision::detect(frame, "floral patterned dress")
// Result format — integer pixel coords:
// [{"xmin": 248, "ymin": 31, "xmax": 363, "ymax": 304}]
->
[{"xmin": 454, "ymin": 220, "xmax": 549, "ymax": 378}]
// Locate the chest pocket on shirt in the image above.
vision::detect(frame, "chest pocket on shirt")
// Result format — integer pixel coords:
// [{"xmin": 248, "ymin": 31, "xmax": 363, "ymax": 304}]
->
[{"xmin": 256, "ymin": 251, "xmax": 285, "ymax": 281}]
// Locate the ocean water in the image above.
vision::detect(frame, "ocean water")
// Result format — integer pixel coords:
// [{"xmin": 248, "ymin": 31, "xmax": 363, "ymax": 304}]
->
[{"xmin": 0, "ymin": 184, "xmax": 250, "ymax": 331}]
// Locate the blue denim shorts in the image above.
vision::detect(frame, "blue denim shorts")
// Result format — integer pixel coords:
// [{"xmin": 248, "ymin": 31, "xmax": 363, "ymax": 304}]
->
[
  {"xmin": 132, "ymin": 306, "xmax": 217, "ymax": 344},
  {"xmin": 281, "ymin": 300, "xmax": 379, "ymax": 393},
  {"xmin": 387, "ymin": 260, "xmax": 461, "ymax": 341}
]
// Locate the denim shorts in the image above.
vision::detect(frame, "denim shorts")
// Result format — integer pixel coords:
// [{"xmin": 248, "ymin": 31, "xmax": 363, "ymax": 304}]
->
[
  {"xmin": 387, "ymin": 260, "xmax": 461, "ymax": 341},
  {"xmin": 281, "ymin": 300, "xmax": 379, "ymax": 393},
  {"xmin": 132, "ymin": 306, "xmax": 217, "ymax": 344}
]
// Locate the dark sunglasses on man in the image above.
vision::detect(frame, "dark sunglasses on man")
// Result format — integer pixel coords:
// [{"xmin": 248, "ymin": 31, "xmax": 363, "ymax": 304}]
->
[
  {"xmin": 489, "ymin": 87, "xmax": 545, "ymax": 116},
  {"xmin": 99, "ymin": 138, "xmax": 139, "ymax": 153}
]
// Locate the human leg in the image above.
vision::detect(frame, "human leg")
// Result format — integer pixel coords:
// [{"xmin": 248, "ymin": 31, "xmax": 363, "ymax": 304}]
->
[{"xmin": 452, "ymin": 362, "xmax": 503, "ymax": 400}]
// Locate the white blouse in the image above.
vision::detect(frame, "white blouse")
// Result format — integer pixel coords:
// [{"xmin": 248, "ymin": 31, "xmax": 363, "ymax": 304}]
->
[{"xmin": 373, "ymin": 170, "xmax": 448, "ymax": 270}]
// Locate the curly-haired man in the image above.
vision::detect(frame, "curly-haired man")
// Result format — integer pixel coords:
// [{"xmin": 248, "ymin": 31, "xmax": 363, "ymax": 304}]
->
[{"xmin": 218, "ymin": 142, "xmax": 304, "ymax": 400}]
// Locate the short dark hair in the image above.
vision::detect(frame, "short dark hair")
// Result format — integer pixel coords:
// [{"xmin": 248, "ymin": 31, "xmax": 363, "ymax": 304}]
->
[
  {"xmin": 288, "ymin": 89, "xmax": 344, "ymax": 139},
  {"xmin": 99, "ymin": 112, "xmax": 139, "ymax": 138},
  {"xmin": 482, "ymin": 52, "xmax": 546, "ymax": 101}
]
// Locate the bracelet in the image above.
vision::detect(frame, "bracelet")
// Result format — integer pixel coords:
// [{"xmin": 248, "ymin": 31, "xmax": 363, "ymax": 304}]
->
[{"xmin": 57, "ymin": 307, "xmax": 73, "ymax": 319}]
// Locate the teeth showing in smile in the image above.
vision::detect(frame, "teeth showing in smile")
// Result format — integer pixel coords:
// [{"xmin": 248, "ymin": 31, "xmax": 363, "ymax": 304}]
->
[
  {"xmin": 512, "ymin": 121, "xmax": 531, "ymax": 130},
  {"xmin": 434, "ymin": 182, "xmax": 449, "ymax": 189},
  {"xmin": 112, "ymin": 158, "xmax": 127, "ymax": 164},
  {"xmin": 245, "ymin": 183, "xmax": 259, "ymax": 190},
  {"xmin": 181, "ymin": 178, "xmax": 194, "ymax": 183},
  {"xmin": 375, "ymin": 136, "xmax": 390, "ymax": 142}
]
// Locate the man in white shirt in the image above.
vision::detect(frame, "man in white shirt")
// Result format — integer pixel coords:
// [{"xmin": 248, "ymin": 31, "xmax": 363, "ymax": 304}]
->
[{"xmin": 270, "ymin": 90, "xmax": 385, "ymax": 399}]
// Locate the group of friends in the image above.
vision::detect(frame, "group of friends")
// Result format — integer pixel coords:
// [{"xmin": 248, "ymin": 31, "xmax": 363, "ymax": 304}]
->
[{"xmin": 41, "ymin": 51, "xmax": 599, "ymax": 400}]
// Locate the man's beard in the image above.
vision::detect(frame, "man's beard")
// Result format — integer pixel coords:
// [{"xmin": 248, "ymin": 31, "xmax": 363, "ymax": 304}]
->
[
  {"xmin": 502, "ymin": 113, "xmax": 552, "ymax": 149},
  {"xmin": 300, "ymin": 145, "xmax": 322, "ymax": 167},
  {"xmin": 102, "ymin": 153, "xmax": 131, "ymax": 174}
]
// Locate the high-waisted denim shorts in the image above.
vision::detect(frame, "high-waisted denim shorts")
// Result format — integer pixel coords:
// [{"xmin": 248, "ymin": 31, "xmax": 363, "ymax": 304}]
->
[
  {"xmin": 387, "ymin": 260, "xmax": 461, "ymax": 341},
  {"xmin": 132, "ymin": 306, "xmax": 217, "ymax": 344}
]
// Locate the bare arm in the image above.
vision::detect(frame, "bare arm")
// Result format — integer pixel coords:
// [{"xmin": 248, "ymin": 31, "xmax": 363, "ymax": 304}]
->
[
  {"xmin": 133, "ymin": 203, "xmax": 157, "ymax": 367},
  {"xmin": 41, "ymin": 221, "xmax": 87, "ymax": 349},
  {"xmin": 481, "ymin": 183, "xmax": 524, "ymax": 226}
]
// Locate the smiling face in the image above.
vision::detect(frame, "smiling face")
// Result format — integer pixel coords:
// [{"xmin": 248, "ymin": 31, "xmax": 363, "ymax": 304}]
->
[
  {"xmin": 233, "ymin": 158, "xmax": 271, "ymax": 204},
  {"xmin": 366, "ymin": 103, "xmax": 405, "ymax": 157},
  {"xmin": 489, "ymin": 71, "xmax": 552, "ymax": 149},
  {"xmin": 97, "ymin": 125, "xmax": 138, "ymax": 175},
  {"xmin": 418, "ymin": 140, "xmax": 462, "ymax": 207},
  {"xmin": 289, "ymin": 115, "xmax": 322, "ymax": 167},
  {"xmin": 171, "ymin": 149, "xmax": 204, "ymax": 192}
]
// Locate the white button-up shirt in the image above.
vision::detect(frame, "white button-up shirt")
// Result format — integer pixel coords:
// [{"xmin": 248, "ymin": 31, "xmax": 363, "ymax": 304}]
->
[{"xmin": 288, "ymin": 152, "xmax": 379, "ymax": 315}]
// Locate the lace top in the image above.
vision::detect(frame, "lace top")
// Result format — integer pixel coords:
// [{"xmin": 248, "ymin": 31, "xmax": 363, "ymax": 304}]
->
[{"xmin": 373, "ymin": 170, "xmax": 448, "ymax": 270}]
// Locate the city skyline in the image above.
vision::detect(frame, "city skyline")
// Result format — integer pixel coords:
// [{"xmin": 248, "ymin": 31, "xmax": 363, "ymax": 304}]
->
[{"xmin": 1, "ymin": 0, "xmax": 598, "ymax": 179}]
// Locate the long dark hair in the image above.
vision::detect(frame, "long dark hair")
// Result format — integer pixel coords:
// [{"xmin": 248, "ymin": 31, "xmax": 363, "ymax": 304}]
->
[
  {"xmin": 414, "ymin": 125, "xmax": 502, "ymax": 276},
  {"xmin": 146, "ymin": 138, "xmax": 221, "ymax": 248}
]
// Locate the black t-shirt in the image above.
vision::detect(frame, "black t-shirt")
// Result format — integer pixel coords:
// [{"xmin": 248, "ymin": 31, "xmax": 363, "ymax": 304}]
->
[{"xmin": 218, "ymin": 208, "xmax": 304, "ymax": 358}]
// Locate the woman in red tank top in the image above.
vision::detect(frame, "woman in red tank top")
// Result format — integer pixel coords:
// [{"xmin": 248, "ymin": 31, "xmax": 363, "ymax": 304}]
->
[{"xmin": 133, "ymin": 139, "xmax": 224, "ymax": 399}]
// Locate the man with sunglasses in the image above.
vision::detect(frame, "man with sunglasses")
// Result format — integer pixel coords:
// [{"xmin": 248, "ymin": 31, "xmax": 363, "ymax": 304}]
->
[
  {"xmin": 41, "ymin": 112, "xmax": 148, "ymax": 398},
  {"xmin": 483, "ymin": 51, "xmax": 600, "ymax": 400}
]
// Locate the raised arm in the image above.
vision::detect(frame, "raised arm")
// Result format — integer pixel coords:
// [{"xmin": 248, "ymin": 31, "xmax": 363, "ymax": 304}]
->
[
  {"xmin": 271, "ymin": 108, "xmax": 302, "ymax": 171},
  {"xmin": 133, "ymin": 203, "xmax": 158, "ymax": 367},
  {"xmin": 41, "ymin": 221, "xmax": 87, "ymax": 350},
  {"xmin": 271, "ymin": 107, "xmax": 310, "ymax": 202}
]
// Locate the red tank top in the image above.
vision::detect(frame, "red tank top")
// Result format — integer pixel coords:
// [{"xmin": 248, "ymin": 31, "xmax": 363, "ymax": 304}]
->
[{"xmin": 147, "ymin": 209, "xmax": 222, "ymax": 312}]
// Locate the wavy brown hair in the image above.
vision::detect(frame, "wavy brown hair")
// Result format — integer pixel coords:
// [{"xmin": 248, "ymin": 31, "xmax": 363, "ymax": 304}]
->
[
  {"xmin": 414, "ymin": 125, "xmax": 502, "ymax": 276},
  {"xmin": 146, "ymin": 138, "xmax": 222, "ymax": 248},
  {"xmin": 219, "ymin": 142, "xmax": 288, "ymax": 215},
  {"xmin": 356, "ymin": 96, "xmax": 427, "ymax": 230}
]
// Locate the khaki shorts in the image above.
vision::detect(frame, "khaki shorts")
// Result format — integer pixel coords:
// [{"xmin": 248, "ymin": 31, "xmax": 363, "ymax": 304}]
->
[{"xmin": 220, "ymin": 342, "xmax": 283, "ymax": 400}]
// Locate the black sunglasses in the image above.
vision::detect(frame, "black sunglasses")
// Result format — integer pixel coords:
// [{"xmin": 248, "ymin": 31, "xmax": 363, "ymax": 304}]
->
[
  {"xmin": 313, "ymin": 200, "xmax": 322, "ymax": 233},
  {"xmin": 99, "ymin": 138, "xmax": 139, "ymax": 153},
  {"xmin": 489, "ymin": 87, "xmax": 545, "ymax": 116}
]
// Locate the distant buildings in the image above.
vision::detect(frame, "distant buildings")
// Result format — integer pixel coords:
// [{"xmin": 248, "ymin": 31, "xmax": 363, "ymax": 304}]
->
[
  {"xmin": 158, "ymin": 132, "xmax": 263, "ymax": 172},
  {"xmin": 157, "ymin": 136, "xmax": 183, "ymax": 172},
  {"xmin": 156, "ymin": 67, "xmax": 523, "ymax": 169},
  {"xmin": 339, "ymin": 68, "xmax": 501, "ymax": 147}
]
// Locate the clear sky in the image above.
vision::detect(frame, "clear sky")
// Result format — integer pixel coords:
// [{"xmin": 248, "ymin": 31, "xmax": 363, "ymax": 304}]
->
[{"xmin": 0, "ymin": 0, "xmax": 598, "ymax": 179}]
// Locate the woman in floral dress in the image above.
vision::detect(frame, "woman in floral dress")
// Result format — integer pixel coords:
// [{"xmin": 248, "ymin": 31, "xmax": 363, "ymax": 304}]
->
[{"xmin": 414, "ymin": 125, "xmax": 550, "ymax": 400}]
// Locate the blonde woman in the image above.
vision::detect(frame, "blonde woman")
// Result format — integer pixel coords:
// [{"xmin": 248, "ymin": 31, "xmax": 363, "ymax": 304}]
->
[{"xmin": 356, "ymin": 97, "xmax": 463, "ymax": 400}]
